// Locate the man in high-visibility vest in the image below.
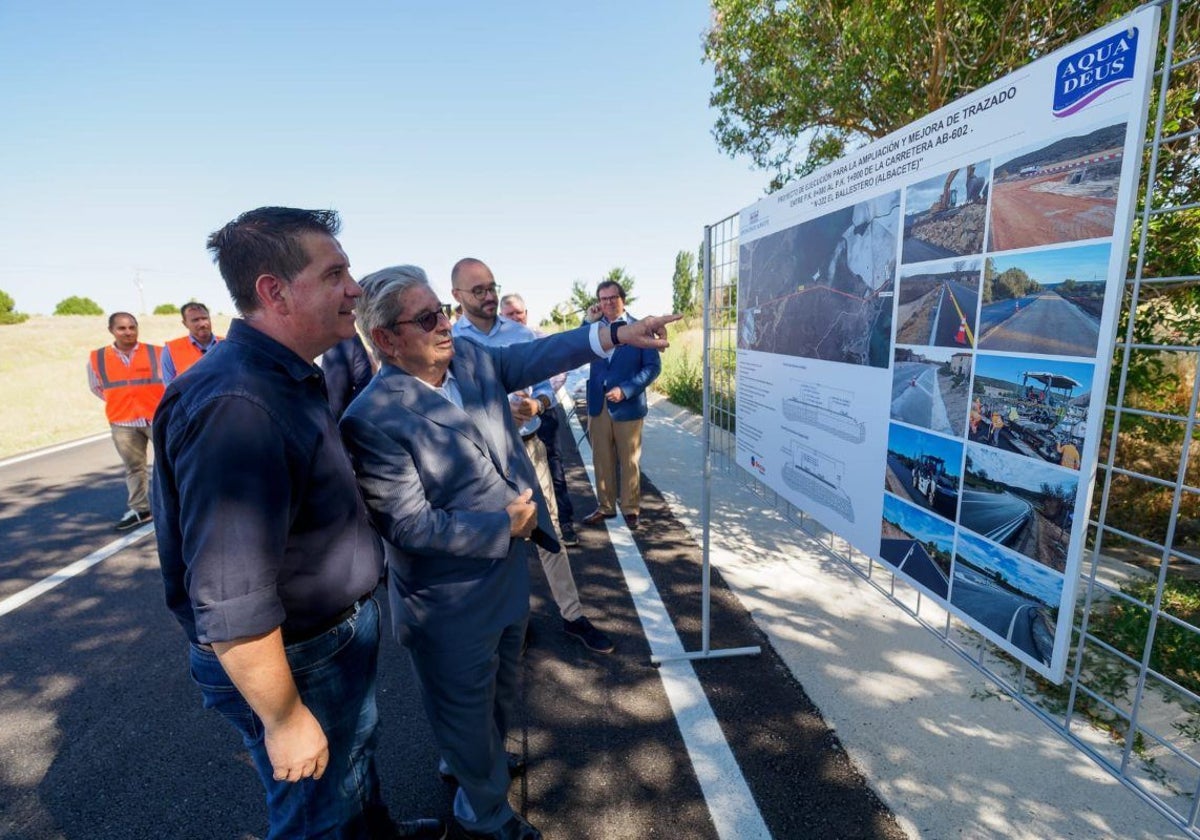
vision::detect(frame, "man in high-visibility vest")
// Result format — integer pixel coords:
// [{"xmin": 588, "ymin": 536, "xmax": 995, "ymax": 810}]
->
[
  {"xmin": 87, "ymin": 312, "xmax": 166, "ymax": 530},
  {"xmin": 161, "ymin": 301, "xmax": 222, "ymax": 384}
]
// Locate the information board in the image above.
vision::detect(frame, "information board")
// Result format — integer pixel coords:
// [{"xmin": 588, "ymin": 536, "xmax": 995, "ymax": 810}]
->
[{"xmin": 734, "ymin": 8, "xmax": 1160, "ymax": 681}]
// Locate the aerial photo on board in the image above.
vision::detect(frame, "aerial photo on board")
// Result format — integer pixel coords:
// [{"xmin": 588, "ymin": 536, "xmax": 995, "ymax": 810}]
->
[
  {"xmin": 977, "ymin": 242, "xmax": 1111, "ymax": 357},
  {"xmin": 902, "ymin": 161, "xmax": 991, "ymax": 264},
  {"xmin": 891, "ymin": 345, "xmax": 972, "ymax": 437},
  {"xmin": 880, "ymin": 493, "xmax": 956, "ymax": 600},
  {"xmin": 894, "ymin": 257, "xmax": 981, "ymax": 349},
  {"xmin": 968, "ymin": 353, "xmax": 1093, "ymax": 470},
  {"xmin": 739, "ymin": 191, "xmax": 900, "ymax": 368},
  {"xmin": 960, "ymin": 443, "xmax": 1078, "ymax": 573},
  {"xmin": 988, "ymin": 121, "xmax": 1126, "ymax": 251}
]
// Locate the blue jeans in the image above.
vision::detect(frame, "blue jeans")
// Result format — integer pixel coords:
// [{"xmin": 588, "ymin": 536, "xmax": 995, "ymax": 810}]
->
[{"xmin": 189, "ymin": 596, "xmax": 386, "ymax": 839}]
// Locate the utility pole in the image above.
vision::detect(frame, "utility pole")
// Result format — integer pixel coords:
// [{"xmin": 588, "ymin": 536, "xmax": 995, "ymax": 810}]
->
[{"xmin": 134, "ymin": 269, "xmax": 146, "ymax": 315}]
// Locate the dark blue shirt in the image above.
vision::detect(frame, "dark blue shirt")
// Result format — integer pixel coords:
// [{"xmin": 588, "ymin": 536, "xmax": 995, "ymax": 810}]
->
[{"xmin": 153, "ymin": 319, "xmax": 383, "ymax": 645}]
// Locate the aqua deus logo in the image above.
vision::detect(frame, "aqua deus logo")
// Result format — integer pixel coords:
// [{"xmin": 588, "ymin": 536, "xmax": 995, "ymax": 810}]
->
[{"xmin": 1053, "ymin": 27, "xmax": 1138, "ymax": 117}]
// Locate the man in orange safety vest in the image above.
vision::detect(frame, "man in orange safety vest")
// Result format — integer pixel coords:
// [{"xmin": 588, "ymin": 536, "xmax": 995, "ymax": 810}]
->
[
  {"xmin": 162, "ymin": 301, "xmax": 222, "ymax": 384},
  {"xmin": 88, "ymin": 312, "xmax": 166, "ymax": 530}
]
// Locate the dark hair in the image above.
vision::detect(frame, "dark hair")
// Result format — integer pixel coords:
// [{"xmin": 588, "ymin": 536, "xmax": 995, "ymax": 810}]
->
[
  {"xmin": 206, "ymin": 207, "xmax": 341, "ymax": 314},
  {"xmin": 108, "ymin": 311, "xmax": 137, "ymax": 330},
  {"xmin": 180, "ymin": 301, "xmax": 209, "ymax": 319},
  {"xmin": 596, "ymin": 279, "xmax": 625, "ymax": 300}
]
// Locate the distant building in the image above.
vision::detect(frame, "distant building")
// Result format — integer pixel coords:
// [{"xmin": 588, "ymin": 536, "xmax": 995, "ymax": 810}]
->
[{"xmin": 950, "ymin": 353, "xmax": 971, "ymax": 375}]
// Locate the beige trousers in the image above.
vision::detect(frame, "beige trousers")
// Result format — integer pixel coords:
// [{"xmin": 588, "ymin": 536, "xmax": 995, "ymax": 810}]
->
[
  {"xmin": 588, "ymin": 403, "xmax": 643, "ymax": 516},
  {"xmin": 523, "ymin": 435, "xmax": 583, "ymax": 622},
  {"xmin": 110, "ymin": 424, "xmax": 153, "ymax": 513}
]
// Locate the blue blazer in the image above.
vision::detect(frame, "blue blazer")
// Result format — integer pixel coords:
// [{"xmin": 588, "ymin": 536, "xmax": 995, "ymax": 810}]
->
[
  {"xmin": 340, "ymin": 325, "xmax": 597, "ymax": 642},
  {"xmin": 586, "ymin": 315, "xmax": 661, "ymax": 422},
  {"xmin": 321, "ymin": 334, "xmax": 373, "ymax": 419}
]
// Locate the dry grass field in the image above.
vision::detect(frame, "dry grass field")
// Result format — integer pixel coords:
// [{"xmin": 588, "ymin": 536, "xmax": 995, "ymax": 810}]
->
[
  {"xmin": 0, "ymin": 313, "xmax": 703, "ymax": 461},
  {"xmin": 0, "ymin": 313, "xmax": 234, "ymax": 460}
]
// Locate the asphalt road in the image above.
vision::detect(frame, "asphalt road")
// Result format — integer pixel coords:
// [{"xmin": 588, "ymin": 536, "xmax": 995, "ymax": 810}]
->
[
  {"xmin": 978, "ymin": 292, "xmax": 1100, "ymax": 357},
  {"xmin": 958, "ymin": 487, "xmax": 1032, "ymax": 546},
  {"xmin": 890, "ymin": 361, "xmax": 952, "ymax": 434},
  {"xmin": 931, "ymin": 281, "xmax": 978, "ymax": 348},
  {"xmin": 949, "ymin": 566, "xmax": 1045, "ymax": 663},
  {"xmin": 0, "ymin": 431, "xmax": 905, "ymax": 840}
]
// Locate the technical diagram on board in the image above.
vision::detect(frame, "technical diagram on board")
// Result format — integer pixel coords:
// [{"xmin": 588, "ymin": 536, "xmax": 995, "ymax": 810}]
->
[{"xmin": 781, "ymin": 381, "xmax": 866, "ymax": 443}]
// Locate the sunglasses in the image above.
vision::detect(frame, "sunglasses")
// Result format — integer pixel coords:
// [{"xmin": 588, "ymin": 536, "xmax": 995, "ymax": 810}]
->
[{"xmin": 393, "ymin": 303, "xmax": 452, "ymax": 333}]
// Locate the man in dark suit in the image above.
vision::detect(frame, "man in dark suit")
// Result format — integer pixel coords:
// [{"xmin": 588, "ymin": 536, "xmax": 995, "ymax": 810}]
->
[
  {"xmin": 321, "ymin": 332, "xmax": 375, "ymax": 419},
  {"xmin": 581, "ymin": 279, "xmax": 662, "ymax": 531},
  {"xmin": 339, "ymin": 265, "xmax": 677, "ymax": 840}
]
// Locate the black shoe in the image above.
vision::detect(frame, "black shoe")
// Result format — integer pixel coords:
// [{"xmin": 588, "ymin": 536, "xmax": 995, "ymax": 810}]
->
[
  {"xmin": 391, "ymin": 818, "xmax": 448, "ymax": 839},
  {"xmin": 448, "ymin": 814, "xmax": 541, "ymax": 840},
  {"xmin": 624, "ymin": 512, "xmax": 640, "ymax": 531},
  {"xmin": 115, "ymin": 509, "xmax": 152, "ymax": 531},
  {"xmin": 560, "ymin": 524, "xmax": 580, "ymax": 547},
  {"xmin": 439, "ymin": 752, "xmax": 527, "ymax": 785},
  {"xmin": 563, "ymin": 616, "xmax": 614, "ymax": 654},
  {"xmin": 581, "ymin": 508, "xmax": 616, "ymax": 526}
]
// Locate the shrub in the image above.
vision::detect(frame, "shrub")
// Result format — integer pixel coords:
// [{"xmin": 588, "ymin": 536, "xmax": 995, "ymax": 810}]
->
[
  {"xmin": 0, "ymin": 289, "xmax": 28, "ymax": 325},
  {"xmin": 656, "ymin": 349, "xmax": 704, "ymax": 414},
  {"xmin": 54, "ymin": 296, "xmax": 104, "ymax": 316},
  {"xmin": 154, "ymin": 303, "xmax": 179, "ymax": 315}
]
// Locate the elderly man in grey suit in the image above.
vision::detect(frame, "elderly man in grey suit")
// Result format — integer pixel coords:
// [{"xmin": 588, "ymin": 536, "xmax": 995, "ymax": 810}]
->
[{"xmin": 339, "ymin": 265, "xmax": 677, "ymax": 840}]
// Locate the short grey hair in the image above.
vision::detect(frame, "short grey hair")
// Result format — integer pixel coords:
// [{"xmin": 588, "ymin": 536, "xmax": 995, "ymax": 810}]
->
[
  {"xmin": 357, "ymin": 264, "xmax": 432, "ymax": 358},
  {"xmin": 499, "ymin": 292, "xmax": 526, "ymax": 310}
]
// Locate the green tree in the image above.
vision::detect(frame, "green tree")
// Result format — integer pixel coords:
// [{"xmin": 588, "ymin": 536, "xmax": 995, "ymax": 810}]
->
[
  {"xmin": 672, "ymin": 250, "xmax": 697, "ymax": 315},
  {"xmin": 566, "ymin": 268, "xmax": 638, "ymax": 315},
  {"xmin": 704, "ymin": 0, "xmax": 1141, "ymax": 190},
  {"xmin": 154, "ymin": 303, "xmax": 180, "ymax": 315},
  {"xmin": 0, "ymin": 289, "xmax": 29, "ymax": 325},
  {"xmin": 545, "ymin": 302, "xmax": 581, "ymax": 330},
  {"xmin": 54, "ymin": 296, "xmax": 104, "ymax": 316}
]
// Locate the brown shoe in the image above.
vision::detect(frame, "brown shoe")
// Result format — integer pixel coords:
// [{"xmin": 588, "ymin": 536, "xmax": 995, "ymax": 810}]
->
[
  {"xmin": 581, "ymin": 509, "xmax": 616, "ymax": 526},
  {"xmin": 624, "ymin": 513, "xmax": 640, "ymax": 531}
]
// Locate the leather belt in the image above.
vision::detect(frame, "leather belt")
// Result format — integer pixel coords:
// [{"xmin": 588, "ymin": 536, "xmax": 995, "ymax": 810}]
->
[{"xmin": 282, "ymin": 592, "xmax": 371, "ymax": 646}]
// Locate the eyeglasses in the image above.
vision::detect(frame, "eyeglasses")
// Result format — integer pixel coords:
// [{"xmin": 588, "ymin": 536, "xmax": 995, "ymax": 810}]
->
[
  {"xmin": 393, "ymin": 304, "xmax": 452, "ymax": 333},
  {"xmin": 598, "ymin": 294, "xmax": 621, "ymax": 303},
  {"xmin": 455, "ymin": 283, "xmax": 501, "ymax": 300}
]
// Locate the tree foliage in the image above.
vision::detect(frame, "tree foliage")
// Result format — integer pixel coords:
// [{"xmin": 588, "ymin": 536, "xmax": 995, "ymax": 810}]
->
[
  {"xmin": 0, "ymin": 289, "xmax": 29, "ymax": 325},
  {"xmin": 154, "ymin": 303, "xmax": 179, "ymax": 315},
  {"xmin": 54, "ymin": 296, "xmax": 104, "ymax": 316},
  {"xmin": 564, "ymin": 267, "xmax": 638, "ymax": 316},
  {"xmin": 704, "ymin": 0, "xmax": 1141, "ymax": 190},
  {"xmin": 672, "ymin": 250, "xmax": 698, "ymax": 315}
]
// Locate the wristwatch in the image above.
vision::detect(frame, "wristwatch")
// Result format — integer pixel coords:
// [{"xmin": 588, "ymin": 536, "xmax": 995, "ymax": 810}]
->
[
  {"xmin": 536, "ymin": 395, "xmax": 551, "ymax": 415},
  {"xmin": 609, "ymin": 321, "xmax": 622, "ymax": 346}
]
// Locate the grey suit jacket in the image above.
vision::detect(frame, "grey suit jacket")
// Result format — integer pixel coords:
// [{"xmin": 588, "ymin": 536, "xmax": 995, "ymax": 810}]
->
[{"xmin": 340, "ymin": 324, "xmax": 598, "ymax": 642}]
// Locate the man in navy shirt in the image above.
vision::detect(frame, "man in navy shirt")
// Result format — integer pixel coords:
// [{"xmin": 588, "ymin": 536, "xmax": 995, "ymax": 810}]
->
[{"xmin": 153, "ymin": 207, "xmax": 441, "ymax": 840}]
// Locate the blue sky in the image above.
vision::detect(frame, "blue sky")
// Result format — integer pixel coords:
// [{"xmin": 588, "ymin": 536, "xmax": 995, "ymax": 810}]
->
[
  {"xmin": 987, "ymin": 242, "xmax": 1112, "ymax": 286},
  {"xmin": 973, "ymin": 353, "xmax": 1095, "ymax": 394},
  {"xmin": 956, "ymin": 530, "xmax": 1063, "ymax": 605},
  {"xmin": 0, "ymin": 2, "xmax": 768, "ymax": 321},
  {"xmin": 882, "ymin": 494, "xmax": 955, "ymax": 554}
]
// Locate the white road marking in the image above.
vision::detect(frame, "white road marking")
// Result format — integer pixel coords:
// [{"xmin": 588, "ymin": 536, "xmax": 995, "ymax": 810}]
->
[
  {"xmin": 0, "ymin": 433, "xmax": 110, "ymax": 469},
  {"xmin": 0, "ymin": 525, "xmax": 154, "ymax": 618},
  {"xmin": 567, "ymin": 395, "xmax": 771, "ymax": 840}
]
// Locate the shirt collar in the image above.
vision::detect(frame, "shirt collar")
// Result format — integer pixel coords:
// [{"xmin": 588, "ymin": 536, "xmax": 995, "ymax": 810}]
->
[{"xmin": 227, "ymin": 319, "xmax": 322, "ymax": 384}]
